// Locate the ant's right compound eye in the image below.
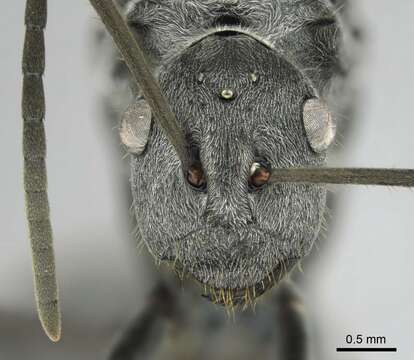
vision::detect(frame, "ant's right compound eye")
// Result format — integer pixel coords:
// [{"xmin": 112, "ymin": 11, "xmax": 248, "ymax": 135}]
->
[{"xmin": 187, "ymin": 162, "xmax": 207, "ymax": 191}]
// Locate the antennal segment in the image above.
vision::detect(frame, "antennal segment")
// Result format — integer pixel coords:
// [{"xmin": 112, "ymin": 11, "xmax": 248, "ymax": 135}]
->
[
  {"xmin": 22, "ymin": 0, "xmax": 61, "ymax": 342},
  {"xmin": 270, "ymin": 168, "xmax": 414, "ymax": 187},
  {"xmin": 88, "ymin": 0, "xmax": 189, "ymax": 169}
]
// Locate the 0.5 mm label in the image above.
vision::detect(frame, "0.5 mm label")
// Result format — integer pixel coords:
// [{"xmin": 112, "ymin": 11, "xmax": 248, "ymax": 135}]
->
[{"xmin": 336, "ymin": 334, "xmax": 397, "ymax": 353}]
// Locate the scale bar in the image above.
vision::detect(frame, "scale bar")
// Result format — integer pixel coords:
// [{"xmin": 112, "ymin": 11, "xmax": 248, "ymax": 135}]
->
[{"xmin": 337, "ymin": 348, "xmax": 397, "ymax": 353}]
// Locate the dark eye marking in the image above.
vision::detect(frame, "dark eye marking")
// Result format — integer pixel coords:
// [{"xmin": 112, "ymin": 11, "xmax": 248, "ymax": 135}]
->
[
  {"xmin": 186, "ymin": 142, "xmax": 207, "ymax": 192},
  {"xmin": 249, "ymin": 160, "xmax": 272, "ymax": 191},
  {"xmin": 187, "ymin": 162, "xmax": 207, "ymax": 191}
]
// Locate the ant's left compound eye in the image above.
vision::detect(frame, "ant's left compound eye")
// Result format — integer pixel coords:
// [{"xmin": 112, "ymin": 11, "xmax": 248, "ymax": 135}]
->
[
  {"xmin": 249, "ymin": 161, "xmax": 271, "ymax": 190},
  {"xmin": 303, "ymin": 98, "xmax": 336, "ymax": 153},
  {"xmin": 187, "ymin": 163, "xmax": 207, "ymax": 190}
]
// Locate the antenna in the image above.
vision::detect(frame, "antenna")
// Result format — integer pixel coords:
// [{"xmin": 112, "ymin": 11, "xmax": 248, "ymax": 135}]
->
[
  {"xmin": 270, "ymin": 168, "xmax": 414, "ymax": 187},
  {"xmin": 22, "ymin": 0, "xmax": 61, "ymax": 341}
]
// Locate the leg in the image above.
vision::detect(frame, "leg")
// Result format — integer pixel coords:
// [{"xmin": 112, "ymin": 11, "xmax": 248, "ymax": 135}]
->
[
  {"xmin": 108, "ymin": 282, "xmax": 178, "ymax": 360},
  {"xmin": 275, "ymin": 281, "xmax": 308, "ymax": 360}
]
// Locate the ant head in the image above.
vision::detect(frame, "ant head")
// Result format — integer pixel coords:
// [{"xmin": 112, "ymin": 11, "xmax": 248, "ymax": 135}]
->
[{"xmin": 121, "ymin": 33, "xmax": 334, "ymax": 304}]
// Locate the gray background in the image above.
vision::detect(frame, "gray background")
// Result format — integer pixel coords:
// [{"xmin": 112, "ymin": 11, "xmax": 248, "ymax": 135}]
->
[{"xmin": 1, "ymin": 1, "xmax": 413, "ymax": 359}]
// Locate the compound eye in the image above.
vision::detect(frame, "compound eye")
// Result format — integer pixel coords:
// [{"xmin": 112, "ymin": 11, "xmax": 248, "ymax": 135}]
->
[
  {"xmin": 249, "ymin": 161, "xmax": 271, "ymax": 189},
  {"xmin": 120, "ymin": 98, "xmax": 152, "ymax": 155},
  {"xmin": 187, "ymin": 162, "xmax": 207, "ymax": 190},
  {"xmin": 303, "ymin": 98, "xmax": 335, "ymax": 153}
]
